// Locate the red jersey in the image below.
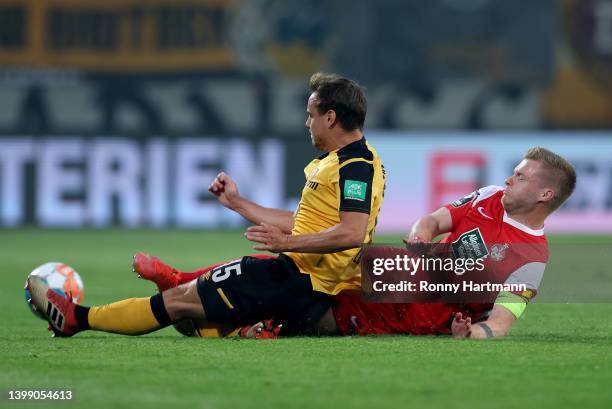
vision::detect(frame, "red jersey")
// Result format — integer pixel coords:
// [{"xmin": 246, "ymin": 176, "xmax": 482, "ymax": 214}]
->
[{"xmin": 333, "ymin": 186, "xmax": 549, "ymax": 336}]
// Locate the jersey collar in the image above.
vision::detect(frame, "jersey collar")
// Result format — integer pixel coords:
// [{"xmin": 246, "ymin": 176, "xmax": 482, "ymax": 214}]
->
[{"xmin": 502, "ymin": 212, "xmax": 545, "ymax": 236}]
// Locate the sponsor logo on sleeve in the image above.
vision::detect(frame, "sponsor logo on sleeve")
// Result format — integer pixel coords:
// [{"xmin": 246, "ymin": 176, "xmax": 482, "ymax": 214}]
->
[
  {"xmin": 451, "ymin": 191, "xmax": 479, "ymax": 208},
  {"xmin": 344, "ymin": 180, "xmax": 367, "ymax": 201}
]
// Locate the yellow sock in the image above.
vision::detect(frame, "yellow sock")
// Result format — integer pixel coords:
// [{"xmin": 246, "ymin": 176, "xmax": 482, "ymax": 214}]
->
[
  {"xmin": 193, "ymin": 321, "xmax": 241, "ymax": 338},
  {"xmin": 88, "ymin": 297, "xmax": 163, "ymax": 335}
]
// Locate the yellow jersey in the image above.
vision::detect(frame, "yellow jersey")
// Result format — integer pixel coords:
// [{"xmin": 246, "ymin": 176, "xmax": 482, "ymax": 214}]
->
[{"xmin": 284, "ymin": 137, "xmax": 385, "ymax": 295}]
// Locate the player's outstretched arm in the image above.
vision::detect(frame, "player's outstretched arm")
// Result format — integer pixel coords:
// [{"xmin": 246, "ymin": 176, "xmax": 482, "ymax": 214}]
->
[
  {"xmin": 451, "ymin": 306, "xmax": 516, "ymax": 339},
  {"xmin": 405, "ymin": 207, "xmax": 453, "ymax": 243},
  {"xmin": 245, "ymin": 211, "xmax": 369, "ymax": 253},
  {"xmin": 208, "ymin": 172, "xmax": 294, "ymax": 233}
]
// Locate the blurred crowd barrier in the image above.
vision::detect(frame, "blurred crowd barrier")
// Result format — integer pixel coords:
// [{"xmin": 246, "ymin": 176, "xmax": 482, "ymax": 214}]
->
[
  {"xmin": 0, "ymin": 133, "xmax": 610, "ymax": 233},
  {"xmin": 369, "ymin": 132, "xmax": 612, "ymax": 234},
  {"xmin": 0, "ymin": 0, "xmax": 610, "ymax": 232}
]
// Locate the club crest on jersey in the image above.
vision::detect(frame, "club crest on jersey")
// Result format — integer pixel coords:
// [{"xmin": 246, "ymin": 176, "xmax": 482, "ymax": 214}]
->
[
  {"xmin": 490, "ymin": 243, "xmax": 509, "ymax": 261},
  {"xmin": 451, "ymin": 191, "xmax": 479, "ymax": 208},
  {"xmin": 451, "ymin": 228, "xmax": 489, "ymax": 260},
  {"xmin": 307, "ymin": 167, "xmax": 320, "ymax": 179}
]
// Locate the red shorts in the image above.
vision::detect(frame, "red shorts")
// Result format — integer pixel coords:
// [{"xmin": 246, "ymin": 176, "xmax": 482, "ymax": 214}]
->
[{"xmin": 332, "ymin": 292, "xmax": 460, "ymax": 336}]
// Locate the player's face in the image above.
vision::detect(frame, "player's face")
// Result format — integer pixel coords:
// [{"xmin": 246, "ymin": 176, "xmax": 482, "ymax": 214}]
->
[
  {"xmin": 502, "ymin": 159, "xmax": 547, "ymax": 213},
  {"xmin": 305, "ymin": 93, "xmax": 330, "ymax": 150}
]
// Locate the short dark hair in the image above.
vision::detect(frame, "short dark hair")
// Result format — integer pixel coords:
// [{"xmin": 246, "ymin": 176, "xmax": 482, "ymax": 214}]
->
[
  {"xmin": 309, "ymin": 72, "xmax": 367, "ymax": 131},
  {"xmin": 524, "ymin": 147, "xmax": 576, "ymax": 212}
]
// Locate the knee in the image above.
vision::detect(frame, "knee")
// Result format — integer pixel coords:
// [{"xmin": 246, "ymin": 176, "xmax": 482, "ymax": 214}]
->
[{"xmin": 162, "ymin": 283, "xmax": 201, "ymax": 321}]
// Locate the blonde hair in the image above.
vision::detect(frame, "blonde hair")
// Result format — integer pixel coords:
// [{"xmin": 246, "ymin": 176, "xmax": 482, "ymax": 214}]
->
[{"xmin": 524, "ymin": 147, "xmax": 576, "ymax": 211}]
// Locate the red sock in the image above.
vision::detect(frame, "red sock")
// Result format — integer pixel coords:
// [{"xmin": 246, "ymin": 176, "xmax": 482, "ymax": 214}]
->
[{"xmin": 176, "ymin": 263, "xmax": 224, "ymax": 284}]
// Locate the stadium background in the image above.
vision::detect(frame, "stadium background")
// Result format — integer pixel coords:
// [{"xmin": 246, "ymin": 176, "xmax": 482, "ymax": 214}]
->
[{"xmin": 1, "ymin": 1, "xmax": 611, "ymax": 408}]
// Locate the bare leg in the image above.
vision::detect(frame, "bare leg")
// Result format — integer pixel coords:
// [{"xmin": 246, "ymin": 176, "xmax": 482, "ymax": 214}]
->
[{"xmin": 162, "ymin": 280, "xmax": 208, "ymax": 321}]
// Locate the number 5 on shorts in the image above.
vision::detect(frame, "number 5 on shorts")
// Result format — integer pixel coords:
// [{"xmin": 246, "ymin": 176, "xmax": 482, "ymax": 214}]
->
[{"xmin": 211, "ymin": 260, "xmax": 242, "ymax": 283}]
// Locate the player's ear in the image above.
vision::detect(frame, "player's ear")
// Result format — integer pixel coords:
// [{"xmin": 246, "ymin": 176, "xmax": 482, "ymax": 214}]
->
[
  {"xmin": 326, "ymin": 109, "xmax": 337, "ymax": 129},
  {"xmin": 539, "ymin": 188, "xmax": 555, "ymax": 204}
]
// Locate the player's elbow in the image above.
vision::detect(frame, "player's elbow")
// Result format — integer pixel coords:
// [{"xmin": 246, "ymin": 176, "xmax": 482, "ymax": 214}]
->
[
  {"xmin": 338, "ymin": 226, "xmax": 366, "ymax": 249},
  {"xmin": 340, "ymin": 231, "xmax": 363, "ymax": 249},
  {"xmin": 336, "ymin": 212, "xmax": 369, "ymax": 249}
]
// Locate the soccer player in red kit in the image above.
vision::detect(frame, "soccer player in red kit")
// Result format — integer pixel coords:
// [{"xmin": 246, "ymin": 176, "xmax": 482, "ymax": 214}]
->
[{"xmin": 330, "ymin": 147, "xmax": 576, "ymax": 339}]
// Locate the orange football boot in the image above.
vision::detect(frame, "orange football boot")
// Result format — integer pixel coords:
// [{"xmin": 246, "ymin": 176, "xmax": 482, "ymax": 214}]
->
[{"xmin": 132, "ymin": 252, "xmax": 181, "ymax": 291}]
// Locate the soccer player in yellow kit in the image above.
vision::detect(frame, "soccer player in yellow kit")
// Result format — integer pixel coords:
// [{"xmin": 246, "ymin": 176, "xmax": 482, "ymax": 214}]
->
[{"xmin": 28, "ymin": 72, "xmax": 386, "ymax": 337}]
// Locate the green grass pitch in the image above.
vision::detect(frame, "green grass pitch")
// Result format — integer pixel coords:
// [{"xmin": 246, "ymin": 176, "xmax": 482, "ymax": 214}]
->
[{"xmin": 1, "ymin": 229, "xmax": 611, "ymax": 409}]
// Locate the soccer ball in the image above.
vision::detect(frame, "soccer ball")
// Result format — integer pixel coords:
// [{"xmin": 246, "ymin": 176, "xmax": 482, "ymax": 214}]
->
[{"xmin": 24, "ymin": 262, "xmax": 85, "ymax": 319}]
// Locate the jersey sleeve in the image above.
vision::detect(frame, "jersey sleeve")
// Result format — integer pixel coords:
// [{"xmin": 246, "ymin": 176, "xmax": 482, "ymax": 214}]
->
[
  {"xmin": 443, "ymin": 185, "xmax": 504, "ymax": 227},
  {"xmin": 338, "ymin": 160, "xmax": 374, "ymax": 214},
  {"xmin": 444, "ymin": 190, "xmax": 479, "ymax": 226},
  {"xmin": 494, "ymin": 261, "xmax": 546, "ymax": 318}
]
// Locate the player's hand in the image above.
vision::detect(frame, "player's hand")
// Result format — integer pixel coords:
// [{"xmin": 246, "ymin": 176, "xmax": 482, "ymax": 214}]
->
[
  {"xmin": 451, "ymin": 312, "xmax": 472, "ymax": 338},
  {"xmin": 403, "ymin": 235, "xmax": 426, "ymax": 245},
  {"xmin": 239, "ymin": 320, "xmax": 282, "ymax": 339},
  {"xmin": 208, "ymin": 172, "xmax": 240, "ymax": 209},
  {"xmin": 402, "ymin": 233, "xmax": 430, "ymax": 245},
  {"xmin": 245, "ymin": 223, "xmax": 291, "ymax": 253}
]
